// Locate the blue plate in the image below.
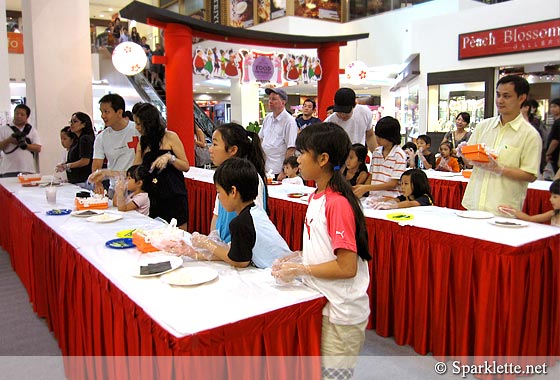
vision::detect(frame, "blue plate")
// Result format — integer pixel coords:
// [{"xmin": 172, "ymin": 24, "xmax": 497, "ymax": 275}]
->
[
  {"xmin": 46, "ymin": 208, "xmax": 72, "ymax": 216},
  {"xmin": 105, "ymin": 238, "xmax": 135, "ymax": 249}
]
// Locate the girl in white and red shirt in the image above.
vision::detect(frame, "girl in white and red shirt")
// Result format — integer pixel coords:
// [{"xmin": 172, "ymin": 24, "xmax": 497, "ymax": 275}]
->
[{"xmin": 272, "ymin": 122, "xmax": 371, "ymax": 379}]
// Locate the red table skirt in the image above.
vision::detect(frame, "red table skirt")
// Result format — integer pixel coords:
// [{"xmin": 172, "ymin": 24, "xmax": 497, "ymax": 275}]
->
[
  {"xmin": 428, "ymin": 178, "xmax": 551, "ymax": 215},
  {"xmin": 366, "ymin": 217, "xmax": 560, "ymax": 358},
  {"xmin": 184, "ymin": 178, "xmax": 560, "ymax": 358},
  {"xmin": 0, "ymin": 185, "xmax": 325, "ymax": 380}
]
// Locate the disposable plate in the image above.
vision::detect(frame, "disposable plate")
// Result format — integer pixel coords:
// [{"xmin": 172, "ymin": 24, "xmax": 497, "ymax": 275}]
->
[
  {"xmin": 105, "ymin": 238, "xmax": 136, "ymax": 249},
  {"xmin": 87, "ymin": 213, "xmax": 123, "ymax": 223},
  {"xmin": 488, "ymin": 218, "xmax": 528, "ymax": 228},
  {"xmin": 46, "ymin": 209, "xmax": 72, "ymax": 216},
  {"xmin": 455, "ymin": 210, "xmax": 494, "ymax": 219},
  {"xmin": 71, "ymin": 210, "xmax": 104, "ymax": 218},
  {"xmin": 160, "ymin": 266, "xmax": 218, "ymax": 286}
]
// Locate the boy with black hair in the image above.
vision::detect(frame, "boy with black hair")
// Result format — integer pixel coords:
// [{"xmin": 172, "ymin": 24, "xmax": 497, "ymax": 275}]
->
[
  {"xmin": 190, "ymin": 157, "xmax": 291, "ymax": 268},
  {"xmin": 414, "ymin": 134, "xmax": 436, "ymax": 170},
  {"xmin": 353, "ymin": 116, "xmax": 407, "ymax": 198}
]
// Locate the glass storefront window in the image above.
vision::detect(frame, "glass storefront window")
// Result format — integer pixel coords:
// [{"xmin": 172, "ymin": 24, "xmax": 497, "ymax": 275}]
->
[
  {"xmin": 427, "ymin": 82, "xmax": 485, "ymax": 132},
  {"xmin": 348, "ymin": 0, "xmax": 432, "ymax": 21}
]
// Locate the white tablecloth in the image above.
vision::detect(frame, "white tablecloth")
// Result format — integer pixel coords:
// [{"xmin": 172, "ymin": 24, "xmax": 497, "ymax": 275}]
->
[{"xmin": 1, "ymin": 178, "xmax": 322, "ymax": 338}]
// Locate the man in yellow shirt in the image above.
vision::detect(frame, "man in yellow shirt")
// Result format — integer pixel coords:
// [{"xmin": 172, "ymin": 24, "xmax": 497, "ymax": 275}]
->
[{"xmin": 460, "ymin": 75, "xmax": 542, "ymax": 214}]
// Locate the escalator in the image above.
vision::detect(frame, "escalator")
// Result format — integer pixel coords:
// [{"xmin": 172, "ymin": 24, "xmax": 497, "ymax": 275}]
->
[{"xmin": 126, "ymin": 72, "xmax": 215, "ymax": 139}]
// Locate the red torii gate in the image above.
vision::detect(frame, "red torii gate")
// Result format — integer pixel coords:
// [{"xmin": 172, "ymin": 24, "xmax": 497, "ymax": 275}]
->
[{"xmin": 120, "ymin": 1, "xmax": 368, "ymax": 165}]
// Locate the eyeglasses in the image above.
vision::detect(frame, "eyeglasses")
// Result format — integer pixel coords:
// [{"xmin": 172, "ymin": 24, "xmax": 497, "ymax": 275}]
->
[{"xmin": 69, "ymin": 119, "xmax": 79, "ymax": 124}]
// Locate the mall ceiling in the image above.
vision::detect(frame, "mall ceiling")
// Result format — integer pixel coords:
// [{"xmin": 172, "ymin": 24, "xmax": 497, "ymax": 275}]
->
[{"xmin": 6, "ymin": 0, "xmax": 385, "ymax": 97}]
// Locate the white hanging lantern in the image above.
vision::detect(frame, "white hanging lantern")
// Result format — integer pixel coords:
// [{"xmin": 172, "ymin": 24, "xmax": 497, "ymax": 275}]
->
[
  {"xmin": 345, "ymin": 61, "xmax": 368, "ymax": 83},
  {"xmin": 112, "ymin": 42, "xmax": 147, "ymax": 76}
]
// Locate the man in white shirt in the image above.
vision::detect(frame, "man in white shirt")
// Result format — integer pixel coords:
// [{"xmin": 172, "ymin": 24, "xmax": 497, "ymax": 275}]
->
[
  {"xmin": 258, "ymin": 88, "xmax": 298, "ymax": 179},
  {"xmin": 0, "ymin": 104, "xmax": 42, "ymax": 177},
  {"xmin": 325, "ymin": 87, "xmax": 377, "ymax": 152},
  {"xmin": 89, "ymin": 94, "xmax": 140, "ymax": 195}
]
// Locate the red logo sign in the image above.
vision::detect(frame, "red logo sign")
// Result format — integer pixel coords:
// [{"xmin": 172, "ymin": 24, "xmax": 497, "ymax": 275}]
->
[
  {"xmin": 458, "ymin": 19, "xmax": 560, "ymax": 60},
  {"xmin": 7, "ymin": 32, "xmax": 24, "ymax": 54}
]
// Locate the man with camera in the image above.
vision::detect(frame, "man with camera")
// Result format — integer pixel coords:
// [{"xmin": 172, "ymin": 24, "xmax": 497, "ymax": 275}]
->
[{"xmin": 0, "ymin": 104, "xmax": 42, "ymax": 177}]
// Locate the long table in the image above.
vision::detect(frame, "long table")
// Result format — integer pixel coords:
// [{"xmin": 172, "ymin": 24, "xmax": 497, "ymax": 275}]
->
[
  {"xmin": 0, "ymin": 178, "xmax": 325, "ymax": 380},
  {"xmin": 425, "ymin": 170, "xmax": 552, "ymax": 215},
  {"xmin": 184, "ymin": 168, "xmax": 560, "ymax": 360}
]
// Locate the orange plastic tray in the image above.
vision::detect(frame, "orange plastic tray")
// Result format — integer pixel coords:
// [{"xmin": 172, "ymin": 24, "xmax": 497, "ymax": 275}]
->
[
  {"xmin": 74, "ymin": 198, "xmax": 109, "ymax": 210},
  {"xmin": 132, "ymin": 231, "xmax": 159, "ymax": 253},
  {"xmin": 462, "ymin": 144, "xmax": 497, "ymax": 163},
  {"xmin": 18, "ymin": 174, "xmax": 41, "ymax": 184}
]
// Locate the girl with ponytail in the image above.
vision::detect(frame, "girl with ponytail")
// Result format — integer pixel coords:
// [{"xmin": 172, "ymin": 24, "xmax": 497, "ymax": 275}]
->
[
  {"xmin": 209, "ymin": 122, "xmax": 268, "ymax": 242},
  {"xmin": 272, "ymin": 122, "xmax": 370, "ymax": 377}
]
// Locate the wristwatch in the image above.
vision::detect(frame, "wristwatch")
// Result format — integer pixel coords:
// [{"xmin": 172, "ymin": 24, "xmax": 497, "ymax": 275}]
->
[
  {"xmin": 169, "ymin": 154, "xmax": 177, "ymax": 164},
  {"xmin": 65, "ymin": 163, "xmax": 72, "ymax": 172}
]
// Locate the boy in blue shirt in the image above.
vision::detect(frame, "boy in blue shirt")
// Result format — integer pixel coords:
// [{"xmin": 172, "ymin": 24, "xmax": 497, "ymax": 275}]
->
[{"xmin": 190, "ymin": 157, "xmax": 291, "ymax": 268}]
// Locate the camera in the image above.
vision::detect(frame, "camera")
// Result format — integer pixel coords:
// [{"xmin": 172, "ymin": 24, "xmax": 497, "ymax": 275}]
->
[{"xmin": 11, "ymin": 130, "xmax": 30, "ymax": 150}]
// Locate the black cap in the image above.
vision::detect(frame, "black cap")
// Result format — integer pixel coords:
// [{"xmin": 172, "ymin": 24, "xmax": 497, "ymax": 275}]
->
[
  {"xmin": 333, "ymin": 88, "xmax": 356, "ymax": 113},
  {"xmin": 375, "ymin": 116, "xmax": 402, "ymax": 145},
  {"xmin": 265, "ymin": 87, "xmax": 288, "ymax": 101}
]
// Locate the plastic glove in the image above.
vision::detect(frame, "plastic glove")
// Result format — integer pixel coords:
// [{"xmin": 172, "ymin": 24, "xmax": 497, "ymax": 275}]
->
[
  {"xmin": 207, "ymin": 229, "xmax": 222, "ymax": 242},
  {"xmin": 370, "ymin": 201, "xmax": 398, "ymax": 210},
  {"xmin": 87, "ymin": 169, "xmax": 108, "ymax": 184},
  {"xmin": 190, "ymin": 232, "xmax": 219, "ymax": 260},
  {"xmin": 497, "ymin": 205, "xmax": 517, "ymax": 217},
  {"xmin": 271, "ymin": 262, "xmax": 311, "ymax": 284},
  {"xmin": 456, "ymin": 142, "xmax": 468, "ymax": 158},
  {"xmin": 472, "ymin": 154, "xmax": 504, "ymax": 174},
  {"xmin": 274, "ymin": 251, "xmax": 302, "ymax": 264},
  {"xmin": 55, "ymin": 163, "xmax": 66, "ymax": 173},
  {"xmin": 151, "ymin": 238, "xmax": 197, "ymax": 258},
  {"xmin": 437, "ymin": 158, "xmax": 451, "ymax": 172}
]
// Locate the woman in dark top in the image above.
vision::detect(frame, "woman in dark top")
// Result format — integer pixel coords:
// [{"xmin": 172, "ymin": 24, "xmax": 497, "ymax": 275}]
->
[
  {"xmin": 132, "ymin": 103, "xmax": 190, "ymax": 230},
  {"xmin": 56, "ymin": 112, "xmax": 94, "ymax": 185}
]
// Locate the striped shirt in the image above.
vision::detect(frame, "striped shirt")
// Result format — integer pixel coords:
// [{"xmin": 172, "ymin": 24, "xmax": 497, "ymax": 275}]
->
[{"xmin": 369, "ymin": 145, "xmax": 407, "ymax": 197}]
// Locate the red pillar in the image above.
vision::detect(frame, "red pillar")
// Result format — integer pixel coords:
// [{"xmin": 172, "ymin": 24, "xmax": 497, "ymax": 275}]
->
[
  {"xmin": 164, "ymin": 24, "xmax": 194, "ymax": 166},
  {"xmin": 317, "ymin": 43, "xmax": 340, "ymax": 120}
]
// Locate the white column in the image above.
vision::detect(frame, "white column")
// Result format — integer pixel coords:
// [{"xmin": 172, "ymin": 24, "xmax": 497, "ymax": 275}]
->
[
  {"xmin": 0, "ymin": 0, "xmax": 11, "ymax": 114},
  {"xmin": 230, "ymin": 80, "xmax": 260, "ymax": 127},
  {"xmin": 21, "ymin": 0, "xmax": 92, "ymax": 173}
]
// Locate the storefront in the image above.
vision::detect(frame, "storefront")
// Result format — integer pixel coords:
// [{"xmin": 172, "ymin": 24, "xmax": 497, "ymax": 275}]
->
[{"xmin": 425, "ymin": 18, "xmax": 560, "ymax": 134}]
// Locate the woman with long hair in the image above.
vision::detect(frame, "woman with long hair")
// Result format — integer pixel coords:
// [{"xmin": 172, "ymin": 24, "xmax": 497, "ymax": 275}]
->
[{"xmin": 133, "ymin": 103, "xmax": 190, "ymax": 230}]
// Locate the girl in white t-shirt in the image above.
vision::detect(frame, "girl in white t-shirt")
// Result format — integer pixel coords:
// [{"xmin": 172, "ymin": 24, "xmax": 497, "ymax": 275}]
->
[
  {"xmin": 113, "ymin": 165, "xmax": 150, "ymax": 216},
  {"xmin": 272, "ymin": 122, "xmax": 371, "ymax": 379},
  {"xmin": 281, "ymin": 156, "xmax": 304, "ymax": 186},
  {"xmin": 499, "ymin": 179, "xmax": 560, "ymax": 227}
]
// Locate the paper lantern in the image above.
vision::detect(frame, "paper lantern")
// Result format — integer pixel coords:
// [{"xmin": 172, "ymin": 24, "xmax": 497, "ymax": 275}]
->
[
  {"xmin": 345, "ymin": 61, "xmax": 368, "ymax": 83},
  {"xmin": 112, "ymin": 42, "xmax": 147, "ymax": 76}
]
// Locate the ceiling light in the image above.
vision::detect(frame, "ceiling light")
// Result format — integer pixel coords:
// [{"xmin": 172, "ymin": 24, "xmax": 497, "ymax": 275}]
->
[
  {"xmin": 99, "ymin": 14, "xmax": 105, "ymax": 18},
  {"xmin": 108, "ymin": 8, "xmax": 114, "ymax": 11}
]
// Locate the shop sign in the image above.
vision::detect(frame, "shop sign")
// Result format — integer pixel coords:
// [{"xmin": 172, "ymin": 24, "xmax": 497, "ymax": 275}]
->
[
  {"xmin": 7, "ymin": 32, "xmax": 24, "ymax": 54},
  {"xmin": 458, "ymin": 19, "xmax": 560, "ymax": 60},
  {"xmin": 211, "ymin": 0, "xmax": 221, "ymax": 24}
]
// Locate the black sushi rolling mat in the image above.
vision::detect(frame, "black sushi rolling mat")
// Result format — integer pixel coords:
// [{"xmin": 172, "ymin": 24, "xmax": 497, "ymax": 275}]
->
[{"xmin": 140, "ymin": 261, "xmax": 172, "ymax": 275}]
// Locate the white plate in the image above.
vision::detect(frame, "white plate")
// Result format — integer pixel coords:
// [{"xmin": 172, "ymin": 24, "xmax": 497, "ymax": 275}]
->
[
  {"xmin": 160, "ymin": 266, "xmax": 218, "ymax": 286},
  {"xmin": 87, "ymin": 213, "xmax": 123, "ymax": 223},
  {"xmin": 71, "ymin": 210, "xmax": 104, "ymax": 218},
  {"xmin": 132, "ymin": 256, "xmax": 183, "ymax": 277},
  {"xmin": 488, "ymin": 218, "xmax": 528, "ymax": 228},
  {"xmin": 456, "ymin": 210, "xmax": 494, "ymax": 219}
]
